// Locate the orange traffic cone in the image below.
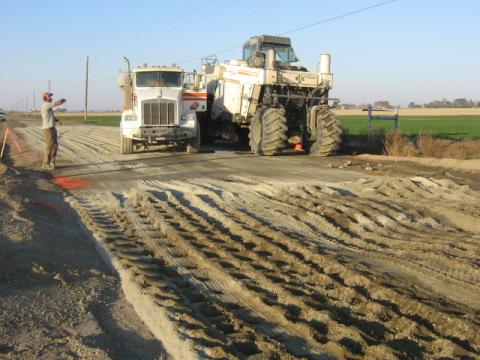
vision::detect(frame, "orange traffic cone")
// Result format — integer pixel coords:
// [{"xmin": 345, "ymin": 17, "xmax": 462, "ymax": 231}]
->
[{"xmin": 294, "ymin": 142, "xmax": 303, "ymax": 152}]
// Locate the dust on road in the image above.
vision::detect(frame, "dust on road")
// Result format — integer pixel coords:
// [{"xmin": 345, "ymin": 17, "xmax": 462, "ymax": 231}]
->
[{"xmin": 4, "ymin": 115, "xmax": 480, "ymax": 359}]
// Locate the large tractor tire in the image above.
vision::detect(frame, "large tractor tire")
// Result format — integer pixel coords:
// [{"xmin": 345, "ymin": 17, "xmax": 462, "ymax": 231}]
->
[
  {"xmin": 310, "ymin": 108, "xmax": 343, "ymax": 156},
  {"xmin": 248, "ymin": 107, "xmax": 287, "ymax": 156},
  {"xmin": 186, "ymin": 121, "xmax": 201, "ymax": 153},
  {"xmin": 120, "ymin": 134, "xmax": 133, "ymax": 154}
]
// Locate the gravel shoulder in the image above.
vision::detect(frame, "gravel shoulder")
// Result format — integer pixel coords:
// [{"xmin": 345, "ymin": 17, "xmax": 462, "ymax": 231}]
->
[{"xmin": 356, "ymin": 154, "xmax": 480, "ymax": 172}]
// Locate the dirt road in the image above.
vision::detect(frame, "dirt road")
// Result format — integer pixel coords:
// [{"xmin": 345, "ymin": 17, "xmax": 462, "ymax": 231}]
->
[{"xmin": 4, "ymin": 114, "xmax": 480, "ymax": 359}]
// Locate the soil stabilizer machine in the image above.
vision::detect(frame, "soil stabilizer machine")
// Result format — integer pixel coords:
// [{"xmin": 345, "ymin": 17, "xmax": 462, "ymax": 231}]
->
[
  {"xmin": 203, "ymin": 35, "xmax": 342, "ymax": 155},
  {"xmin": 118, "ymin": 57, "xmax": 207, "ymax": 154}
]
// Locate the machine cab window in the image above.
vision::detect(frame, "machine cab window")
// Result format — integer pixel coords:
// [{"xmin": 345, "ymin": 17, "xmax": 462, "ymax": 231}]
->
[
  {"xmin": 242, "ymin": 35, "xmax": 298, "ymax": 65},
  {"xmin": 242, "ymin": 43, "xmax": 258, "ymax": 61},
  {"xmin": 261, "ymin": 43, "xmax": 298, "ymax": 64}
]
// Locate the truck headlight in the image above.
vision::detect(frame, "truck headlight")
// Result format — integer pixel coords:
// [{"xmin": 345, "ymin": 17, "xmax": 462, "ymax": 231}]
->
[
  {"xmin": 181, "ymin": 113, "xmax": 195, "ymax": 124},
  {"xmin": 124, "ymin": 115, "xmax": 137, "ymax": 121}
]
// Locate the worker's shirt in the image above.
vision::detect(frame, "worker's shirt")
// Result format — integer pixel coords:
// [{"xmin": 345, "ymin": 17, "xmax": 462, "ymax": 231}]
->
[{"xmin": 41, "ymin": 101, "xmax": 55, "ymax": 129}]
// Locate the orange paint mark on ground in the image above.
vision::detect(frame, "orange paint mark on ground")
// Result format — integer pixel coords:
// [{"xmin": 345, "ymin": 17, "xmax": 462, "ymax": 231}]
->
[{"xmin": 52, "ymin": 175, "xmax": 92, "ymax": 189}]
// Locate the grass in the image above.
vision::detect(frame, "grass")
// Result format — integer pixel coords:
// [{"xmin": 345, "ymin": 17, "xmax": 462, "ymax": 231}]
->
[
  {"xmin": 58, "ymin": 115, "xmax": 120, "ymax": 127},
  {"xmin": 340, "ymin": 115, "xmax": 480, "ymax": 139},
  {"xmin": 340, "ymin": 115, "xmax": 480, "ymax": 159},
  {"xmin": 59, "ymin": 114, "xmax": 480, "ymax": 140}
]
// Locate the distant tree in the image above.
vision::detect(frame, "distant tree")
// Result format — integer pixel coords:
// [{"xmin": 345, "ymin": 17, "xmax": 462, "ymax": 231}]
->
[
  {"xmin": 452, "ymin": 98, "xmax": 470, "ymax": 108},
  {"xmin": 423, "ymin": 102, "xmax": 433, "ymax": 108},
  {"xmin": 373, "ymin": 100, "xmax": 392, "ymax": 109},
  {"xmin": 424, "ymin": 98, "xmax": 452, "ymax": 108},
  {"xmin": 408, "ymin": 102, "xmax": 422, "ymax": 109}
]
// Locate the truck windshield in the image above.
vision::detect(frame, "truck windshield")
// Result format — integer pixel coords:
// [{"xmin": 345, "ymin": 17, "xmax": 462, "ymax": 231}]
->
[
  {"xmin": 261, "ymin": 43, "xmax": 298, "ymax": 64},
  {"xmin": 136, "ymin": 71, "xmax": 182, "ymax": 87}
]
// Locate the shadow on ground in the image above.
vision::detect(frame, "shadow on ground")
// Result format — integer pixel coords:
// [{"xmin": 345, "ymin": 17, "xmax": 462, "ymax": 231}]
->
[{"xmin": 0, "ymin": 146, "xmax": 167, "ymax": 359}]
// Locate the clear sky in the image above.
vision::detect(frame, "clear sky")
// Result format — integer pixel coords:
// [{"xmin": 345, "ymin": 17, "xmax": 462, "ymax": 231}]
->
[{"xmin": 1, "ymin": 0, "xmax": 478, "ymax": 111}]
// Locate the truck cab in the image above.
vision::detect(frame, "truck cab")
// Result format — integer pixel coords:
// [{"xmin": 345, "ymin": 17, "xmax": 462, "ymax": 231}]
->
[{"xmin": 118, "ymin": 61, "xmax": 207, "ymax": 154}]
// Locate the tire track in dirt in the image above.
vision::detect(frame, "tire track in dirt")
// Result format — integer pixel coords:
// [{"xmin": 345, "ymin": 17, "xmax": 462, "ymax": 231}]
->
[
  {"xmin": 215, "ymin": 177, "xmax": 480, "ymax": 283},
  {"xmin": 271, "ymin": 189, "xmax": 480, "ymax": 288},
  {"xmin": 136, "ymin": 179, "xmax": 480, "ymax": 358},
  {"xmin": 70, "ymin": 193, "xmax": 334, "ymax": 359},
  {"xmin": 135, "ymin": 189, "xmax": 366, "ymax": 356},
  {"xmin": 66, "ymin": 173, "xmax": 480, "ymax": 359},
  {"xmin": 182, "ymin": 176, "xmax": 480, "ymax": 289}
]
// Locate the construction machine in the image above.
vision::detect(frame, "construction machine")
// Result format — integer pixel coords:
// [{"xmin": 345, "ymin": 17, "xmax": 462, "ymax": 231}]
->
[
  {"xmin": 117, "ymin": 58, "xmax": 207, "ymax": 154},
  {"xmin": 202, "ymin": 35, "xmax": 342, "ymax": 155}
]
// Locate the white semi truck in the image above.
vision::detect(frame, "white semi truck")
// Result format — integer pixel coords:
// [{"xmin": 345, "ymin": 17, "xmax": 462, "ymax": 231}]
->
[{"xmin": 117, "ymin": 58, "xmax": 207, "ymax": 154}]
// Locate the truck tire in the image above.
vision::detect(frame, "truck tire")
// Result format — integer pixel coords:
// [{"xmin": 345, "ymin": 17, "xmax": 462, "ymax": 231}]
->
[
  {"xmin": 310, "ymin": 108, "xmax": 342, "ymax": 156},
  {"xmin": 186, "ymin": 122, "xmax": 201, "ymax": 153},
  {"xmin": 120, "ymin": 135, "xmax": 133, "ymax": 154},
  {"xmin": 248, "ymin": 107, "xmax": 287, "ymax": 156}
]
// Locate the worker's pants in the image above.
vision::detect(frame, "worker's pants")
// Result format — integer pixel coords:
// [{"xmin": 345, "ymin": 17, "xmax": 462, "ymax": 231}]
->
[{"xmin": 42, "ymin": 127, "xmax": 58, "ymax": 166}]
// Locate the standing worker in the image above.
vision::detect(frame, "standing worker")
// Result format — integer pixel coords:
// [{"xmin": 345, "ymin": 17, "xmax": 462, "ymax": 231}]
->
[{"xmin": 41, "ymin": 92, "xmax": 66, "ymax": 169}]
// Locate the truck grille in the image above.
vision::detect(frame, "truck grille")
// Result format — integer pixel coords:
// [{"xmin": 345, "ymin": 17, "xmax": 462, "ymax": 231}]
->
[{"xmin": 143, "ymin": 100, "xmax": 176, "ymax": 126}]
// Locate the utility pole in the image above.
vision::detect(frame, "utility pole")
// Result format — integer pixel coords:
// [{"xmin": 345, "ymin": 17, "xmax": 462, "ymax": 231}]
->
[
  {"xmin": 48, "ymin": 80, "xmax": 51, "ymax": 93},
  {"xmin": 33, "ymin": 90, "xmax": 36, "ymax": 111},
  {"xmin": 20, "ymin": 100, "xmax": 24, "ymax": 113},
  {"xmin": 84, "ymin": 55, "xmax": 89, "ymax": 122}
]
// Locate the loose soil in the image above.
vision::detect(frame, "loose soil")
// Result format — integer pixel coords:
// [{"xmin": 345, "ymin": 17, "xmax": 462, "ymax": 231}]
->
[{"xmin": 2, "ymin": 114, "xmax": 480, "ymax": 359}]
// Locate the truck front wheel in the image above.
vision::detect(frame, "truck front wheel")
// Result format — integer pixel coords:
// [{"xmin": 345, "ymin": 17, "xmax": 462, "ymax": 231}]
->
[
  {"xmin": 248, "ymin": 107, "xmax": 287, "ymax": 156},
  {"xmin": 186, "ymin": 122, "xmax": 201, "ymax": 153},
  {"xmin": 120, "ymin": 135, "xmax": 133, "ymax": 154}
]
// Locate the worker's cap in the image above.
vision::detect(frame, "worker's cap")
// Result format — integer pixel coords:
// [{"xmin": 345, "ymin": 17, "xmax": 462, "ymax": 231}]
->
[{"xmin": 43, "ymin": 92, "xmax": 53, "ymax": 97}]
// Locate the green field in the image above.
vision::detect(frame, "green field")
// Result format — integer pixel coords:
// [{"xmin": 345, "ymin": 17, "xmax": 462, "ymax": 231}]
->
[
  {"xmin": 59, "ymin": 114, "xmax": 480, "ymax": 140},
  {"xmin": 340, "ymin": 115, "xmax": 480, "ymax": 139},
  {"xmin": 58, "ymin": 115, "xmax": 121, "ymax": 127}
]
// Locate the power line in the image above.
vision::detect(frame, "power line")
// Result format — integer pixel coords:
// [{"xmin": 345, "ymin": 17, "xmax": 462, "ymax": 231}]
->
[
  {"xmin": 125, "ymin": 0, "xmax": 236, "ymax": 54},
  {"xmin": 88, "ymin": 0, "xmax": 398, "ymax": 83},
  {"xmin": 178, "ymin": 0, "xmax": 398, "ymax": 65},
  {"xmin": 278, "ymin": 0, "xmax": 397, "ymax": 36}
]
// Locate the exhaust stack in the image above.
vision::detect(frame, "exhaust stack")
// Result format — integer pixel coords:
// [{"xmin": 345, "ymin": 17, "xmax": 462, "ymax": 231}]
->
[
  {"xmin": 318, "ymin": 54, "xmax": 331, "ymax": 75},
  {"xmin": 265, "ymin": 48, "xmax": 276, "ymax": 70},
  {"xmin": 123, "ymin": 57, "xmax": 133, "ymax": 111}
]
